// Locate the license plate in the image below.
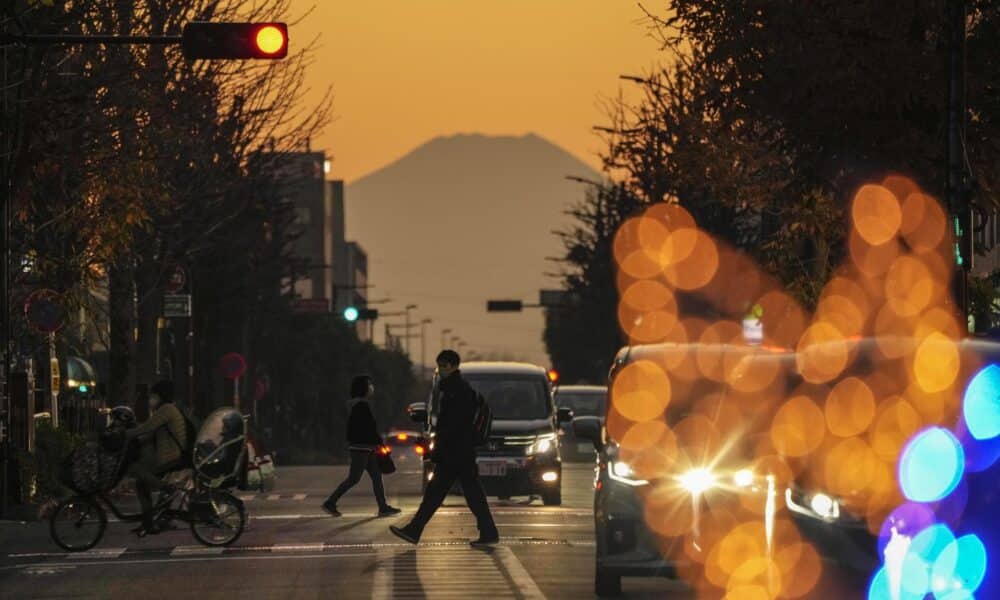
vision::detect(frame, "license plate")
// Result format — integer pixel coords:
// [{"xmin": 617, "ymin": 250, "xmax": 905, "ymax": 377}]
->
[
  {"xmin": 478, "ymin": 461, "xmax": 507, "ymax": 477},
  {"xmin": 577, "ymin": 442, "xmax": 593, "ymax": 453}
]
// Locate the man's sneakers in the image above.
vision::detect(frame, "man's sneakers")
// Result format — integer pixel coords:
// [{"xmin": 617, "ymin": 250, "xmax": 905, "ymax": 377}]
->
[
  {"xmin": 469, "ymin": 535, "xmax": 500, "ymax": 548},
  {"xmin": 389, "ymin": 525, "xmax": 420, "ymax": 545},
  {"xmin": 378, "ymin": 505, "xmax": 402, "ymax": 517},
  {"xmin": 321, "ymin": 501, "xmax": 342, "ymax": 517}
]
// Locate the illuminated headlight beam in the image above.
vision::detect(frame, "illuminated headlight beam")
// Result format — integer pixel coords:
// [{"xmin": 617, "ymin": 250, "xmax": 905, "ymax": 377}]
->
[{"xmin": 678, "ymin": 468, "xmax": 716, "ymax": 495}]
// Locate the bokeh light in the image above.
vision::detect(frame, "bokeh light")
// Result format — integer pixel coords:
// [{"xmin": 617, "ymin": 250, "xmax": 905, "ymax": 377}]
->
[
  {"xmin": 898, "ymin": 428, "xmax": 964, "ymax": 503},
  {"xmin": 611, "ymin": 183, "xmax": 990, "ymax": 599},
  {"xmin": 931, "ymin": 534, "xmax": 987, "ymax": 597},
  {"xmin": 825, "ymin": 377, "xmax": 876, "ymax": 437},
  {"xmin": 852, "ymin": 184, "xmax": 903, "ymax": 246},
  {"xmin": 611, "ymin": 360, "xmax": 672, "ymax": 422},
  {"xmin": 963, "ymin": 364, "xmax": 1000, "ymax": 441}
]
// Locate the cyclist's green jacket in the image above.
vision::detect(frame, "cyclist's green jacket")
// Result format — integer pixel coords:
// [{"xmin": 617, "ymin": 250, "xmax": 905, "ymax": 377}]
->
[{"xmin": 130, "ymin": 403, "xmax": 186, "ymax": 467}]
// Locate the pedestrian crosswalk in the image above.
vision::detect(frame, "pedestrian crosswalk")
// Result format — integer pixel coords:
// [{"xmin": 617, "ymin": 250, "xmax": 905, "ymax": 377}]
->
[{"xmin": 371, "ymin": 546, "xmax": 546, "ymax": 599}]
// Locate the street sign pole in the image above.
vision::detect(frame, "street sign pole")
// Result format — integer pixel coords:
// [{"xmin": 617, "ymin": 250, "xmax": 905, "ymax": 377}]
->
[{"xmin": 48, "ymin": 333, "xmax": 58, "ymax": 428}]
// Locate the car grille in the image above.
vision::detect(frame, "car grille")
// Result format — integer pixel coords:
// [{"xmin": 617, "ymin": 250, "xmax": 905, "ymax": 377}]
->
[{"xmin": 480, "ymin": 435, "xmax": 534, "ymax": 455}]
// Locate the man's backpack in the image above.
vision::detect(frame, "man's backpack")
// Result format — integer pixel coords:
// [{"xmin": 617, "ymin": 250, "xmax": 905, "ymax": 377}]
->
[{"xmin": 472, "ymin": 391, "xmax": 493, "ymax": 446}]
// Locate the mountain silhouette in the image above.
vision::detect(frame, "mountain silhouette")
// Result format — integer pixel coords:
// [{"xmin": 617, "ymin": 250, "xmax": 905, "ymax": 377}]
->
[{"xmin": 346, "ymin": 133, "xmax": 601, "ymax": 366}]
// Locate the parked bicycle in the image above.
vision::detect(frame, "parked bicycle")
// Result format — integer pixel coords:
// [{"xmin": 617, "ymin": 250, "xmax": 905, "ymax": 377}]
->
[{"xmin": 49, "ymin": 407, "xmax": 249, "ymax": 552}]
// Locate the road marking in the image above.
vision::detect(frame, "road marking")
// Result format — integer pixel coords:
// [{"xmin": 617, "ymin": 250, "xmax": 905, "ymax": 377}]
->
[
  {"xmin": 272, "ymin": 543, "xmax": 326, "ymax": 552},
  {"xmin": 374, "ymin": 546, "xmax": 519, "ymax": 599},
  {"xmin": 4, "ymin": 538, "xmax": 584, "ymax": 564},
  {"xmin": 372, "ymin": 549, "xmax": 393, "ymax": 600},
  {"xmin": 237, "ymin": 494, "xmax": 256, "ymax": 501},
  {"xmin": 267, "ymin": 494, "xmax": 281, "ymax": 501},
  {"xmin": 292, "ymin": 493, "xmax": 307, "ymax": 501},
  {"xmin": 0, "ymin": 552, "xmax": 379, "ymax": 571},
  {"xmin": 492, "ymin": 522, "xmax": 589, "ymax": 528},
  {"xmin": 496, "ymin": 546, "xmax": 547, "ymax": 599},
  {"xmin": 66, "ymin": 547, "xmax": 126, "ymax": 560},
  {"xmin": 370, "ymin": 545, "xmax": 548, "ymax": 599},
  {"xmin": 170, "ymin": 546, "xmax": 225, "ymax": 556},
  {"xmin": 248, "ymin": 508, "xmax": 592, "ymax": 520}
]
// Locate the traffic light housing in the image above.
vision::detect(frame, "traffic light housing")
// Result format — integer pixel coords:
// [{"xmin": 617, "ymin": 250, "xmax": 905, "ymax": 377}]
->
[
  {"xmin": 487, "ymin": 300, "xmax": 523, "ymax": 312},
  {"xmin": 182, "ymin": 22, "xmax": 288, "ymax": 59},
  {"xmin": 343, "ymin": 306, "xmax": 378, "ymax": 322}
]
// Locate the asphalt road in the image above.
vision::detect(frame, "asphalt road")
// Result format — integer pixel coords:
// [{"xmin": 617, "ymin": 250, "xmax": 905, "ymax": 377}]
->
[{"xmin": 0, "ymin": 459, "xmax": 867, "ymax": 599}]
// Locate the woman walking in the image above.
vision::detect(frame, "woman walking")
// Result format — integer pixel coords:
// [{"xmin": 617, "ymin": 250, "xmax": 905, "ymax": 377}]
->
[{"xmin": 322, "ymin": 375, "xmax": 401, "ymax": 517}]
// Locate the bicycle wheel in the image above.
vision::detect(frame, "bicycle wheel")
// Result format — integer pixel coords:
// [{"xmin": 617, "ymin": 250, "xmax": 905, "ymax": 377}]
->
[
  {"xmin": 50, "ymin": 495, "xmax": 107, "ymax": 552},
  {"xmin": 190, "ymin": 490, "xmax": 246, "ymax": 547}
]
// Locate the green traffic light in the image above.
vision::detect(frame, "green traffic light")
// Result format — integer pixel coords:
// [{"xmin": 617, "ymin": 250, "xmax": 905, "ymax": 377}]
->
[
  {"xmin": 343, "ymin": 306, "xmax": 359, "ymax": 322},
  {"xmin": 78, "ymin": 385, "xmax": 89, "ymax": 393}
]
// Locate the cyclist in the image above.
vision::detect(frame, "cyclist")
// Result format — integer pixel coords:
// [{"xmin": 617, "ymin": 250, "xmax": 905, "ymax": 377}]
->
[{"xmin": 125, "ymin": 380, "xmax": 188, "ymax": 535}]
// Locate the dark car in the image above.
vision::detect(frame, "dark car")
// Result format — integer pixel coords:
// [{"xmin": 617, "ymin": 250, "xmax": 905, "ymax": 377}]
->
[
  {"xmin": 408, "ymin": 362, "xmax": 573, "ymax": 505},
  {"xmin": 384, "ymin": 429, "xmax": 426, "ymax": 468},
  {"xmin": 554, "ymin": 385, "xmax": 607, "ymax": 462},
  {"xmin": 574, "ymin": 341, "xmax": 888, "ymax": 596}
]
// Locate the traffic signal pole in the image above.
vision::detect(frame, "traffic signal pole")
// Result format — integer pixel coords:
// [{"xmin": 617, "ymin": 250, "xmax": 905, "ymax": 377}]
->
[
  {"xmin": 947, "ymin": 0, "xmax": 972, "ymax": 327},
  {"xmin": 1, "ymin": 18, "xmax": 12, "ymax": 519},
  {"xmin": 0, "ymin": 20, "xmax": 287, "ymax": 517}
]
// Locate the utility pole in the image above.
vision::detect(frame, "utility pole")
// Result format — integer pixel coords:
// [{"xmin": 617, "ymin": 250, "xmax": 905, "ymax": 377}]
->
[
  {"xmin": 420, "ymin": 318, "xmax": 432, "ymax": 374},
  {"xmin": 1, "ymin": 14, "xmax": 12, "ymax": 520},
  {"xmin": 440, "ymin": 328, "xmax": 452, "ymax": 353},
  {"xmin": 947, "ymin": 0, "xmax": 973, "ymax": 327},
  {"xmin": 403, "ymin": 304, "xmax": 417, "ymax": 357}
]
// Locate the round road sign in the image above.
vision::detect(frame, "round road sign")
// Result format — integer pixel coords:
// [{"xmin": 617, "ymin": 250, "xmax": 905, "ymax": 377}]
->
[
  {"xmin": 25, "ymin": 289, "xmax": 67, "ymax": 334},
  {"xmin": 166, "ymin": 264, "xmax": 187, "ymax": 294},
  {"xmin": 219, "ymin": 352, "xmax": 247, "ymax": 379}
]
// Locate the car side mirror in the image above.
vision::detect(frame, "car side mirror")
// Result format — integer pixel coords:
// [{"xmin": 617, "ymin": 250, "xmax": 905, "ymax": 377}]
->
[
  {"xmin": 407, "ymin": 402, "xmax": 428, "ymax": 425},
  {"xmin": 572, "ymin": 416, "xmax": 602, "ymax": 449},
  {"xmin": 556, "ymin": 406, "xmax": 574, "ymax": 424}
]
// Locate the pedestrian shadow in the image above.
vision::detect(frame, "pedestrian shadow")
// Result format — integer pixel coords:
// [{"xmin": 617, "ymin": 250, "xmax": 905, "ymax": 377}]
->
[
  {"xmin": 392, "ymin": 549, "xmax": 426, "ymax": 598},
  {"xmin": 328, "ymin": 516, "xmax": 380, "ymax": 537},
  {"xmin": 361, "ymin": 548, "xmax": 427, "ymax": 598}
]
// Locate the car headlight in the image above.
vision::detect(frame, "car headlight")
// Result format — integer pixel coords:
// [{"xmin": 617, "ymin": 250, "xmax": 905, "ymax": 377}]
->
[
  {"xmin": 528, "ymin": 434, "xmax": 557, "ymax": 455},
  {"xmin": 785, "ymin": 488, "xmax": 841, "ymax": 521},
  {"xmin": 732, "ymin": 468, "xmax": 755, "ymax": 488},
  {"xmin": 678, "ymin": 468, "xmax": 716, "ymax": 494},
  {"xmin": 809, "ymin": 493, "xmax": 840, "ymax": 520},
  {"xmin": 608, "ymin": 460, "xmax": 649, "ymax": 486}
]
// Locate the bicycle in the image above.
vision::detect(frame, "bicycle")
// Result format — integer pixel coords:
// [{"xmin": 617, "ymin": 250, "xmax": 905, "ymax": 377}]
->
[
  {"xmin": 50, "ymin": 407, "xmax": 249, "ymax": 552},
  {"xmin": 49, "ymin": 475, "xmax": 246, "ymax": 551}
]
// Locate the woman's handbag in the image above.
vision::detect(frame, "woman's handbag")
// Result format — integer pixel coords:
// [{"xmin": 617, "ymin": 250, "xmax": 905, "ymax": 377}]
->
[{"xmin": 376, "ymin": 445, "xmax": 396, "ymax": 475}]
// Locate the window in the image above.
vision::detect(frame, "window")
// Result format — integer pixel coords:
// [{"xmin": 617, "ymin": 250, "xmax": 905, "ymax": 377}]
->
[{"xmin": 466, "ymin": 375, "xmax": 550, "ymax": 420}]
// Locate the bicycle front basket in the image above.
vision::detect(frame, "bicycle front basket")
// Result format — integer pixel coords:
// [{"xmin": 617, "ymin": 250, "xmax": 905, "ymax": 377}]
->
[{"xmin": 64, "ymin": 442, "xmax": 124, "ymax": 494}]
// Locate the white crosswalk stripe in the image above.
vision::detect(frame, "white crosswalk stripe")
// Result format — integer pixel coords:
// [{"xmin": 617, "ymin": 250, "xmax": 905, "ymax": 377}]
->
[
  {"xmin": 170, "ymin": 546, "xmax": 225, "ymax": 556},
  {"xmin": 371, "ymin": 546, "xmax": 546, "ymax": 599},
  {"xmin": 65, "ymin": 548, "xmax": 126, "ymax": 560}
]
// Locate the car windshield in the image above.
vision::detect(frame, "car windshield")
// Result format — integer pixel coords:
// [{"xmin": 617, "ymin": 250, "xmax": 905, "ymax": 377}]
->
[
  {"xmin": 466, "ymin": 374, "xmax": 550, "ymax": 420},
  {"xmin": 556, "ymin": 391, "xmax": 606, "ymax": 416}
]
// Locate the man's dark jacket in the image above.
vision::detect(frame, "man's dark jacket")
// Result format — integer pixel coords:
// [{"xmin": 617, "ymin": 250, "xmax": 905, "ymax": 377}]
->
[
  {"xmin": 433, "ymin": 371, "xmax": 478, "ymax": 466},
  {"xmin": 346, "ymin": 399, "xmax": 382, "ymax": 446}
]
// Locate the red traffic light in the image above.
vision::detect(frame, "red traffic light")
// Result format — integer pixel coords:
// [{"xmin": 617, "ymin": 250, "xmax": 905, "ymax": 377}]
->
[
  {"xmin": 255, "ymin": 25, "xmax": 286, "ymax": 55},
  {"xmin": 182, "ymin": 22, "xmax": 288, "ymax": 60}
]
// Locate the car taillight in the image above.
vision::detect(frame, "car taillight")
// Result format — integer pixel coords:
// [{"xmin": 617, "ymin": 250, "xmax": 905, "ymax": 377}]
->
[{"xmin": 415, "ymin": 445, "xmax": 426, "ymax": 455}]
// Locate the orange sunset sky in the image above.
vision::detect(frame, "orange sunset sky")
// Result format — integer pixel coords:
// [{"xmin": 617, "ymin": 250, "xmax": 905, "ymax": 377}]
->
[{"xmin": 289, "ymin": 1, "xmax": 665, "ymax": 182}]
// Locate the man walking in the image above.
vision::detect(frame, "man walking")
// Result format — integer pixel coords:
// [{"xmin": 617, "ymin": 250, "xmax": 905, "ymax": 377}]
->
[{"xmin": 390, "ymin": 350, "xmax": 498, "ymax": 546}]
